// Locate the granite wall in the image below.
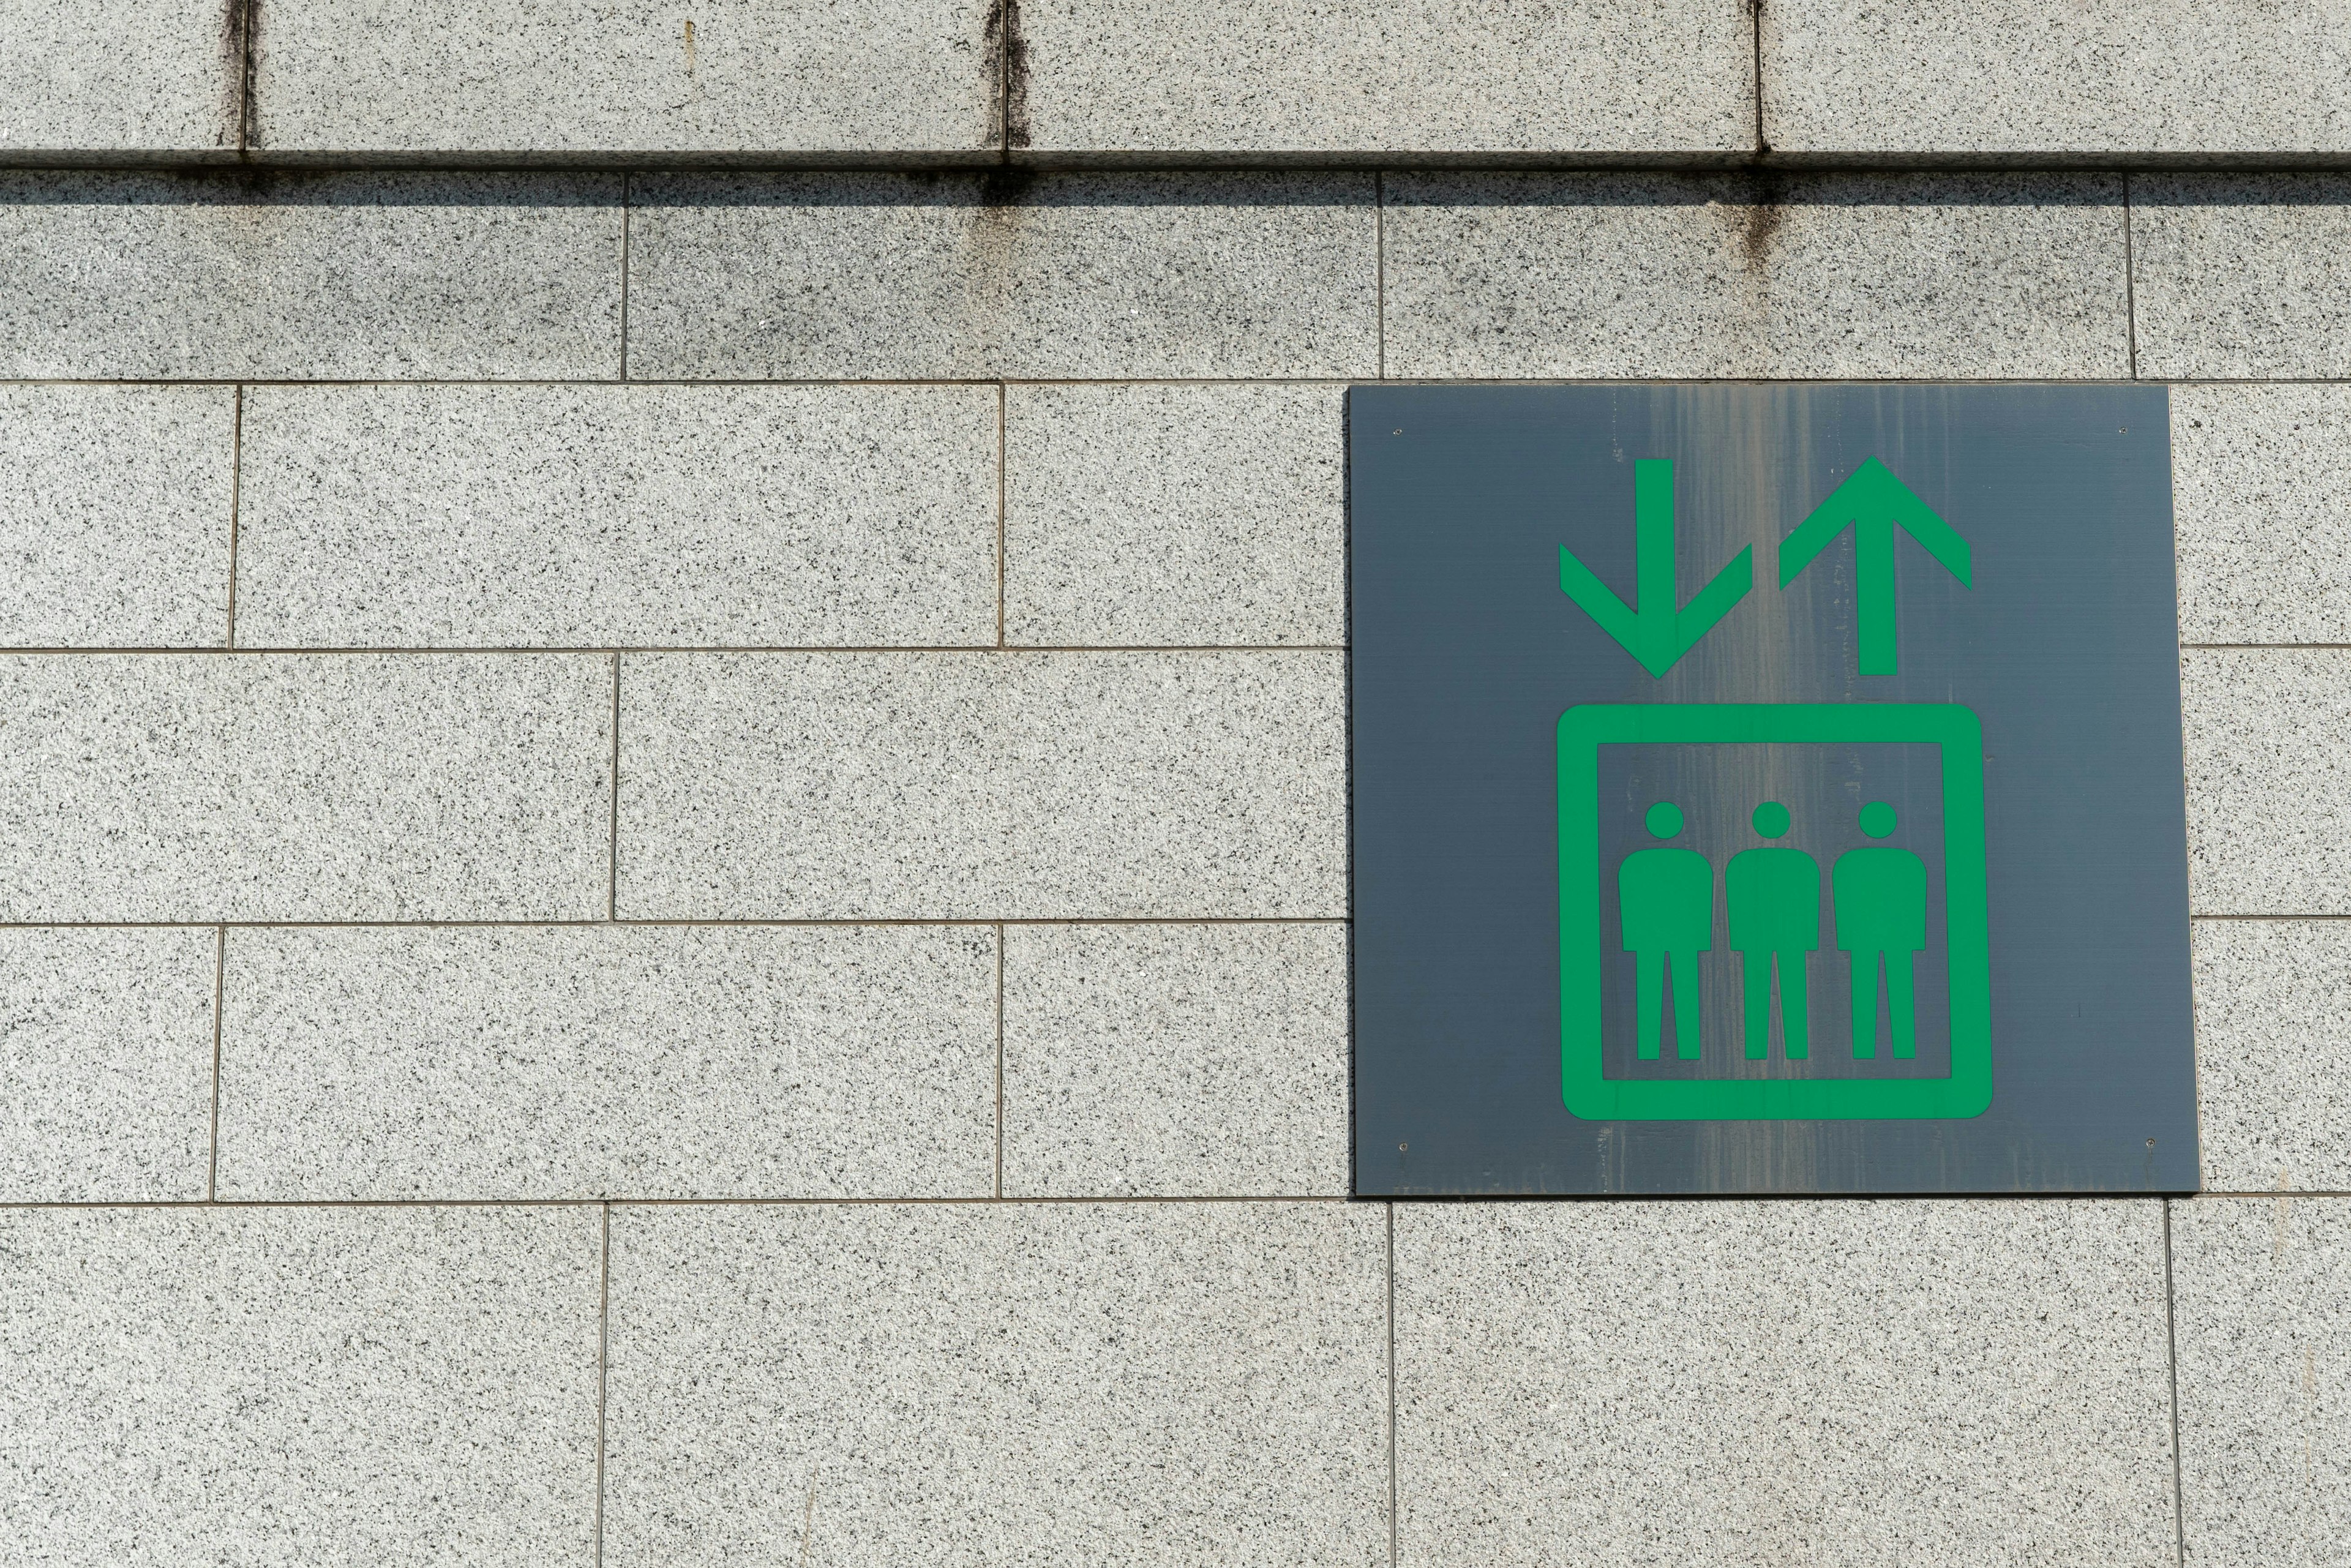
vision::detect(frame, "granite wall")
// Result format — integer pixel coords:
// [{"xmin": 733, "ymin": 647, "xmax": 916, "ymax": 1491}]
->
[{"xmin": 2, "ymin": 4, "xmax": 2347, "ymax": 1564}]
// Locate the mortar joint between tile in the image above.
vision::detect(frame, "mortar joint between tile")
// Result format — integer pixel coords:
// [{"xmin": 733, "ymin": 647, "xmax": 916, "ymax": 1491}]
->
[
  {"xmin": 234, "ymin": 0, "xmax": 259, "ymax": 155},
  {"xmin": 225, "ymin": 384, "xmax": 244, "ymax": 648},
  {"xmin": 1750, "ymin": 0, "xmax": 1769, "ymax": 157},
  {"xmin": 619, "ymin": 173, "xmax": 632, "ymax": 383},
  {"xmin": 2162, "ymin": 1196, "xmax": 2186, "ymax": 1567},
  {"xmin": 996, "ymin": 381, "xmax": 1008, "ymax": 648},
  {"xmin": 994, "ymin": 921, "xmax": 1007, "ymax": 1199},
  {"xmin": 206, "ymin": 923, "xmax": 226, "ymax": 1201},
  {"xmin": 2124, "ymin": 171, "xmax": 2140, "ymax": 381},
  {"xmin": 594, "ymin": 1199, "xmax": 611, "ymax": 1568},
  {"xmin": 607, "ymin": 651, "xmax": 622, "ymax": 920},
  {"xmin": 1374, "ymin": 170, "xmax": 1387, "ymax": 380},
  {"xmin": 1386, "ymin": 1200, "xmax": 1399, "ymax": 1568}
]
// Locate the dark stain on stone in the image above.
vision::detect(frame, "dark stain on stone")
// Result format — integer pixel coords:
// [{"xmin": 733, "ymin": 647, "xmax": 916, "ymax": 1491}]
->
[
  {"xmin": 984, "ymin": 0, "xmax": 1032, "ymax": 153},
  {"xmin": 980, "ymin": 166, "xmax": 1037, "ymax": 208},
  {"xmin": 1739, "ymin": 170, "xmax": 1785, "ymax": 266},
  {"xmin": 216, "ymin": 0, "xmax": 250, "ymax": 150},
  {"xmin": 1747, "ymin": 0, "xmax": 1769, "ymax": 155},
  {"xmin": 237, "ymin": 0, "xmax": 263, "ymax": 153},
  {"xmin": 160, "ymin": 163, "xmax": 334, "ymax": 203}
]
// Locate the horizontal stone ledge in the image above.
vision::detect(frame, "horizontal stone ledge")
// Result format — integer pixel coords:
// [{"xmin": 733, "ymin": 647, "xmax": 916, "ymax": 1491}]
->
[{"xmin": 14, "ymin": 148, "xmax": 2351, "ymax": 174}]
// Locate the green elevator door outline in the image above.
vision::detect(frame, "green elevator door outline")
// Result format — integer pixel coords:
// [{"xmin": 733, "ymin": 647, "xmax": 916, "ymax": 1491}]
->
[{"xmin": 1558, "ymin": 702, "xmax": 1992, "ymax": 1122}]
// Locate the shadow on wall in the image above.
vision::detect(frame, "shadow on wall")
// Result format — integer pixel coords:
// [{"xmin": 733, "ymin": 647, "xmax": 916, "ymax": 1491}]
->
[{"xmin": 0, "ymin": 167, "xmax": 2213, "ymax": 218}]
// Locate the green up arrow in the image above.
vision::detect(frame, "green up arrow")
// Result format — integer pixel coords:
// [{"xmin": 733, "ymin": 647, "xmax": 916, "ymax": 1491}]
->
[
  {"xmin": 1778, "ymin": 457, "xmax": 1971, "ymax": 676},
  {"xmin": 1558, "ymin": 459, "xmax": 1752, "ymax": 678}
]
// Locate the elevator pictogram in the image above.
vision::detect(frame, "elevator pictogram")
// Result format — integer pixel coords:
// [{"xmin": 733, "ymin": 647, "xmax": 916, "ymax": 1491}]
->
[{"xmin": 1554, "ymin": 459, "xmax": 1990, "ymax": 1122}]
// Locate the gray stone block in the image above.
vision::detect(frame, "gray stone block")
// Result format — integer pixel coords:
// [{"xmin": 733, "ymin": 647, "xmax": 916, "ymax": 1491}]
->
[
  {"xmin": 1018, "ymin": 0, "xmax": 1753, "ymax": 157},
  {"xmin": 1383, "ymin": 172, "xmax": 2131, "ymax": 378},
  {"xmin": 0, "ymin": 0, "xmax": 238, "ymax": 154},
  {"xmin": 1001, "ymin": 923, "xmax": 1349, "ymax": 1196},
  {"xmin": 2172, "ymin": 1195, "xmax": 2351, "ymax": 1567},
  {"xmin": 2175, "ymin": 386, "xmax": 2351, "ymax": 645},
  {"xmin": 0, "ymin": 928, "xmax": 216, "ymax": 1202},
  {"xmin": 617, "ymin": 651, "xmax": 1346, "ymax": 918},
  {"xmin": 1765, "ymin": 2, "xmax": 2351, "ymax": 156},
  {"xmin": 0, "ymin": 1205, "xmax": 600, "ymax": 1568},
  {"xmin": 0, "ymin": 173, "xmax": 622, "ymax": 380},
  {"xmin": 2134, "ymin": 176, "xmax": 2351, "ymax": 379},
  {"xmin": 628, "ymin": 173, "xmax": 1377, "ymax": 379},
  {"xmin": 0, "ymin": 385, "xmax": 233, "ymax": 648},
  {"xmin": 2182, "ymin": 649, "xmax": 2351, "ymax": 916},
  {"xmin": 251, "ymin": 0, "xmax": 992, "ymax": 154},
  {"xmin": 0, "ymin": 654, "xmax": 610, "ymax": 922},
  {"xmin": 602, "ymin": 1201, "xmax": 1387, "ymax": 1567},
  {"xmin": 1003, "ymin": 384, "xmax": 1345, "ymax": 648},
  {"xmin": 2192, "ymin": 921, "xmax": 2351, "ymax": 1192},
  {"xmin": 236, "ymin": 384, "xmax": 998, "ymax": 650},
  {"xmin": 217, "ymin": 924, "xmax": 997, "ymax": 1201},
  {"xmin": 1395, "ymin": 1200, "xmax": 2177, "ymax": 1567}
]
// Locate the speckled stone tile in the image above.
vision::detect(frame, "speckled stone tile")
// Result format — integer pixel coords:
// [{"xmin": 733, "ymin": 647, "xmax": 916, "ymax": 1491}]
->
[
  {"xmin": 0, "ymin": 0, "xmax": 238, "ymax": 154},
  {"xmin": 627, "ymin": 172, "xmax": 1378, "ymax": 380},
  {"xmin": 0, "ymin": 384, "xmax": 233, "ymax": 648},
  {"xmin": 0, "ymin": 928, "xmax": 216, "ymax": 1202},
  {"xmin": 0, "ymin": 1205, "xmax": 601, "ymax": 1568},
  {"xmin": 1766, "ymin": 2, "xmax": 2351, "ymax": 156},
  {"xmin": 2172, "ymin": 1195, "xmax": 2351, "ymax": 1567},
  {"xmin": 1001, "ymin": 923, "xmax": 1349, "ymax": 1196},
  {"xmin": 602, "ymin": 1201, "xmax": 1387, "ymax": 1567},
  {"xmin": 236, "ymin": 384, "xmax": 998, "ymax": 649},
  {"xmin": 0, "ymin": 653, "xmax": 611, "ymax": 922},
  {"xmin": 2191, "ymin": 921, "xmax": 2351, "ymax": 1191},
  {"xmin": 251, "ymin": 0, "xmax": 992, "ymax": 154},
  {"xmin": 1003, "ymin": 383, "xmax": 1345, "ymax": 647},
  {"xmin": 1383, "ymin": 171, "xmax": 2131, "ymax": 379},
  {"xmin": 2134, "ymin": 176, "xmax": 2351, "ymax": 380},
  {"xmin": 1395, "ymin": 1200, "xmax": 2177, "ymax": 1567},
  {"xmin": 1019, "ymin": 0, "xmax": 1753, "ymax": 156},
  {"xmin": 2182, "ymin": 649, "xmax": 2351, "ymax": 915},
  {"xmin": 2175, "ymin": 386, "xmax": 2351, "ymax": 645},
  {"xmin": 0, "ymin": 172, "xmax": 623, "ymax": 380},
  {"xmin": 616, "ymin": 651, "xmax": 1347, "ymax": 919},
  {"xmin": 217, "ymin": 924, "xmax": 997, "ymax": 1201}
]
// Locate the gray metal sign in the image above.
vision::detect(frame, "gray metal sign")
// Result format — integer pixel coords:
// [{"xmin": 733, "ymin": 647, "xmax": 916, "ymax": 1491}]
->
[{"xmin": 1350, "ymin": 384, "xmax": 2197, "ymax": 1195}]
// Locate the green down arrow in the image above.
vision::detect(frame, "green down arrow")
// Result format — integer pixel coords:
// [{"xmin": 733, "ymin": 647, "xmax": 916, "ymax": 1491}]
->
[
  {"xmin": 1779, "ymin": 457, "xmax": 1972, "ymax": 676},
  {"xmin": 1558, "ymin": 459, "xmax": 1752, "ymax": 678}
]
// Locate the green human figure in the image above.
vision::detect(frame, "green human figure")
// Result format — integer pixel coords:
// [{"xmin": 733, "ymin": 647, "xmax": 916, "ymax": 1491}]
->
[
  {"xmin": 1727, "ymin": 801, "xmax": 1819, "ymax": 1060},
  {"xmin": 1617, "ymin": 801, "xmax": 1712, "ymax": 1061},
  {"xmin": 1835, "ymin": 801, "xmax": 1927, "ymax": 1059}
]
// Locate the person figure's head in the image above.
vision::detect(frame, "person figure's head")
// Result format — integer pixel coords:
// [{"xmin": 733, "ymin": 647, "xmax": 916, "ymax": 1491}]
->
[
  {"xmin": 1645, "ymin": 801, "xmax": 1684, "ymax": 839},
  {"xmin": 1859, "ymin": 801, "xmax": 1897, "ymax": 839},
  {"xmin": 1752, "ymin": 801, "xmax": 1790, "ymax": 839}
]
